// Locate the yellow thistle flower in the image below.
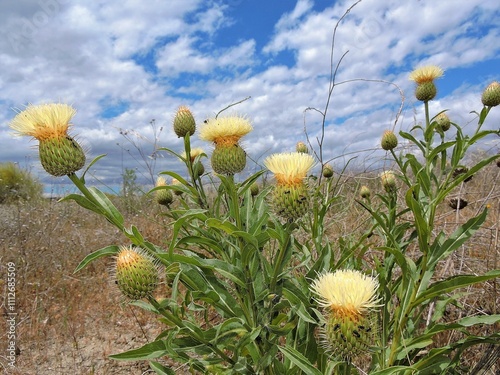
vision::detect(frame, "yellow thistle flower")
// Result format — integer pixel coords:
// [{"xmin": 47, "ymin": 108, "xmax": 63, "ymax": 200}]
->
[
  {"xmin": 408, "ymin": 65, "xmax": 444, "ymax": 84},
  {"xmin": 311, "ymin": 269, "xmax": 380, "ymax": 360},
  {"xmin": 199, "ymin": 116, "xmax": 252, "ymax": 146},
  {"xmin": 312, "ymin": 270, "xmax": 380, "ymax": 315},
  {"xmin": 264, "ymin": 152, "xmax": 315, "ymax": 220},
  {"xmin": 200, "ymin": 115, "xmax": 252, "ymax": 175},
  {"xmin": 10, "ymin": 103, "xmax": 76, "ymax": 141},
  {"xmin": 9, "ymin": 103, "xmax": 86, "ymax": 176},
  {"xmin": 264, "ymin": 152, "xmax": 315, "ymax": 186},
  {"xmin": 409, "ymin": 66, "xmax": 444, "ymax": 102}
]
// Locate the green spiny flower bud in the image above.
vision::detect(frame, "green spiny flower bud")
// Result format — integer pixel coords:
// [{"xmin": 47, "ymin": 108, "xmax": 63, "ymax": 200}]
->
[
  {"xmin": 481, "ymin": 81, "xmax": 500, "ymax": 107},
  {"xmin": 380, "ymin": 171, "xmax": 397, "ymax": 193},
  {"xmin": 322, "ymin": 164, "xmax": 334, "ymax": 178},
  {"xmin": 271, "ymin": 184, "xmax": 309, "ymax": 221},
  {"xmin": 296, "ymin": 141, "xmax": 308, "ymax": 153},
  {"xmin": 193, "ymin": 161, "xmax": 205, "ymax": 179},
  {"xmin": 173, "ymin": 106, "xmax": 196, "ymax": 138},
  {"xmin": 250, "ymin": 182, "xmax": 259, "ymax": 196},
  {"xmin": 211, "ymin": 144, "xmax": 247, "ymax": 175},
  {"xmin": 115, "ymin": 246, "xmax": 159, "ymax": 300},
  {"xmin": 39, "ymin": 136, "xmax": 86, "ymax": 176},
  {"xmin": 435, "ymin": 112, "xmax": 451, "ymax": 132},
  {"xmin": 360, "ymin": 185, "xmax": 371, "ymax": 199},
  {"xmin": 380, "ymin": 130, "xmax": 398, "ymax": 151},
  {"xmin": 155, "ymin": 177, "xmax": 173, "ymax": 206},
  {"xmin": 415, "ymin": 82, "xmax": 437, "ymax": 102}
]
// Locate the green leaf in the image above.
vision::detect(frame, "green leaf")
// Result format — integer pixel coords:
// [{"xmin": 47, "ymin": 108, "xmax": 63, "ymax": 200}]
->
[
  {"xmin": 370, "ymin": 366, "xmax": 417, "ymax": 375},
  {"xmin": 110, "ymin": 339, "xmax": 168, "ymax": 360},
  {"xmin": 60, "ymin": 193, "xmax": 100, "ymax": 213},
  {"xmin": 87, "ymin": 186, "xmax": 124, "ymax": 226},
  {"xmin": 428, "ymin": 209, "xmax": 487, "ymax": 268},
  {"xmin": 278, "ymin": 346, "xmax": 323, "ymax": 375},
  {"xmin": 149, "ymin": 361, "xmax": 175, "ymax": 375},
  {"xmin": 74, "ymin": 245, "xmax": 119, "ymax": 273},
  {"xmin": 414, "ymin": 270, "xmax": 500, "ymax": 306}
]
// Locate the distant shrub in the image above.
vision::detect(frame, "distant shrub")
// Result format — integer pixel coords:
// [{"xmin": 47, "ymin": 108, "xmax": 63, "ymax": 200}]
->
[{"xmin": 0, "ymin": 163, "xmax": 43, "ymax": 203}]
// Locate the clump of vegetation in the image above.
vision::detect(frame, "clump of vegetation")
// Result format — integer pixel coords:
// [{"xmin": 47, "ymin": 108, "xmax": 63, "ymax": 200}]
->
[{"xmin": 0, "ymin": 162, "xmax": 43, "ymax": 203}]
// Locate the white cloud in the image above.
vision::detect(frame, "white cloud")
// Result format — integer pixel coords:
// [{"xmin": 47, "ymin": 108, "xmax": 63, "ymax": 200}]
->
[{"xmin": 0, "ymin": 0, "xmax": 498, "ymax": 186}]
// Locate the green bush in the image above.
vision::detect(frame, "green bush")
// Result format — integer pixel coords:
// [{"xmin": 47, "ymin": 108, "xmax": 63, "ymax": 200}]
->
[{"xmin": 0, "ymin": 162, "xmax": 43, "ymax": 203}]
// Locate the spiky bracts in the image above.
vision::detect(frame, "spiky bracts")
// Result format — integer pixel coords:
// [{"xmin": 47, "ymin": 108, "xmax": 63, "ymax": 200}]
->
[
  {"xmin": 155, "ymin": 176, "xmax": 173, "ymax": 206},
  {"xmin": 380, "ymin": 130, "xmax": 398, "ymax": 151},
  {"xmin": 435, "ymin": 112, "xmax": 451, "ymax": 132},
  {"xmin": 380, "ymin": 170, "xmax": 397, "ymax": 193},
  {"xmin": 264, "ymin": 152, "xmax": 315, "ymax": 221},
  {"xmin": 311, "ymin": 270, "xmax": 380, "ymax": 361},
  {"xmin": 409, "ymin": 65, "xmax": 444, "ymax": 102},
  {"xmin": 115, "ymin": 246, "xmax": 159, "ymax": 300},
  {"xmin": 200, "ymin": 116, "xmax": 252, "ymax": 175},
  {"xmin": 9, "ymin": 103, "xmax": 86, "ymax": 176},
  {"xmin": 173, "ymin": 106, "xmax": 196, "ymax": 138},
  {"xmin": 481, "ymin": 81, "xmax": 500, "ymax": 107}
]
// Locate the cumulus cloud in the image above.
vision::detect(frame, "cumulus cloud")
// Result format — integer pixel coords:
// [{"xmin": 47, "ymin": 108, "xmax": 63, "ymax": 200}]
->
[{"xmin": 0, "ymin": 0, "xmax": 498, "ymax": 189}]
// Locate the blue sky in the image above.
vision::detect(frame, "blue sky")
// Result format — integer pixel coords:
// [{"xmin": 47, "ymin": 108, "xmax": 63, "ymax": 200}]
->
[{"xmin": 0, "ymin": 0, "xmax": 499, "ymax": 192}]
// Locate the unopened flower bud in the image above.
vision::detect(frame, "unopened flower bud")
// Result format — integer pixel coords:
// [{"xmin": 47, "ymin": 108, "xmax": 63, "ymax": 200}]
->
[
  {"xmin": 380, "ymin": 130, "xmax": 398, "ymax": 151},
  {"xmin": 481, "ymin": 81, "xmax": 500, "ymax": 107},
  {"xmin": 435, "ymin": 113, "xmax": 451, "ymax": 132},
  {"xmin": 115, "ymin": 246, "xmax": 159, "ymax": 300},
  {"xmin": 322, "ymin": 164, "xmax": 334, "ymax": 178},
  {"xmin": 296, "ymin": 141, "xmax": 308, "ymax": 153},
  {"xmin": 173, "ymin": 106, "xmax": 196, "ymax": 138},
  {"xmin": 360, "ymin": 185, "xmax": 371, "ymax": 199}
]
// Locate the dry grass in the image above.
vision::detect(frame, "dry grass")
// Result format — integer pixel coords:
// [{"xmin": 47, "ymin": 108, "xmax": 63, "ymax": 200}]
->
[{"xmin": 0, "ymin": 166, "xmax": 499, "ymax": 374}]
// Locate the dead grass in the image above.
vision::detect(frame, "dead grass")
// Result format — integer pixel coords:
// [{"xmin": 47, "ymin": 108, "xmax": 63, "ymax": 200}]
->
[{"xmin": 0, "ymin": 166, "xmax": 499, "ymax": 374}]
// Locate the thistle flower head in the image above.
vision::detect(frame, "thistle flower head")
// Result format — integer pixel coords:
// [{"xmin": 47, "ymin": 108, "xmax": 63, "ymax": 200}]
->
[
  {"xmin": 409, "ymin": 65, "xmax": 444, "ymax": 84},
  {"xmin": 173, "ymin": 105, "xmax": 196, "ymax": 138},
  {"xmin": 435, "ymin": 112, "xmax": 451, "ymax": 132},
  {"xmin": 311, "ymin": 269, "xmax": 380, "ymax": 360},
  {"xmin": 311, "ymin": 270, "xmax": 380, "ymax": 318},
  {"xmin": 10, "ymin": 103, "xmax": 85, "ymax": 176},
  {"xmin": 199, "ymin": 115, "xmax": 252, "ymax": 146},
  {"xmin": 481, "ymin": 81, "xmax": 500, "ymax": 107},
  {"xmin": 264, "ymin": 152, "xmax": 315, "ymax": 186},
  {"xmin": 10, "ymin": 103, "xmax": 77, "ymax": 141},
  {"xmin": 380, "ymin": 170, "xmax": 397, "ymax": 193},
  {"xmin": 322, "ymin": 164, "xmax": 334, "ymax": 178},
  {"xmin": 360, "ymin": 185, "xmax": 371, "ymax": 199},
  {"xmin": 155, "ymin": 176, "xmax": 173, "ymax": 206},
  {"xmin": 296, "ymin": 141, "xmax": 308, "ymax": 153},
  {"xmin": 380, "ymin": 130, "xmax": 398, "ymax": 151},
  {"xmin": 115, "ymin": 246, "xmax": 159, "ymax": 300}
]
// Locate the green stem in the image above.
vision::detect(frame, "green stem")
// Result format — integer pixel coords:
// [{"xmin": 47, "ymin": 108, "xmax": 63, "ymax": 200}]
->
[{"xmin": 147, "ymin": 296, "xmax": 238, "ymax": 367}]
